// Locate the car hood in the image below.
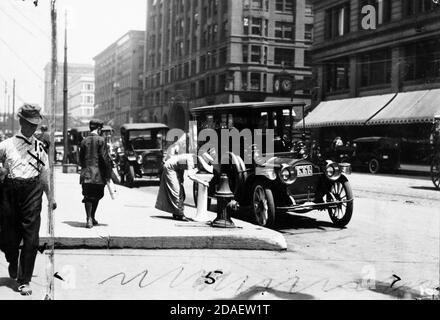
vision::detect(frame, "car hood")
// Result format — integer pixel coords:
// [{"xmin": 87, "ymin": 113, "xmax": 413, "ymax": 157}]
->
[{"xmin": 266, "ymin": 156, "xmax": 312, "ymax": 168}]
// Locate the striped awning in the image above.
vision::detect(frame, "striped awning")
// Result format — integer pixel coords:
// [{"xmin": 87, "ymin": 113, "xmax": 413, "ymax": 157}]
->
[
  {"xmin": 367, "ymin": 89, "xmax": 440, "ymax": 125},
  {"xmin": 301, "ymin": 94, "xmax": 396, "ymax": 128}
]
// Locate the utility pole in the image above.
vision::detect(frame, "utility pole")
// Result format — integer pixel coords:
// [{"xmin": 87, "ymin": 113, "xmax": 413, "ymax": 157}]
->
[
  {"xmin": 12, "ymin": 79, "xmax": 15, "ymax": 134},
  {"xmin": 62, "ymin": 11, "xmax": 68, "ymax": 166},
  {"xmin": 44, "ymin": 0, "xmax": 57, "ymax": 301},
  {"xmin": 4, "ymin": 81, "xmax": 7, "ymax": 134},
  {"xmin": 7, "ymin": 95, "xmax": 10, "ymax": 134}
]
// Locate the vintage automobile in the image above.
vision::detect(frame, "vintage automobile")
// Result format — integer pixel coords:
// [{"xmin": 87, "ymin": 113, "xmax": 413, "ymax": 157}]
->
[
  {"xmin": 350, "ymin": 137, "xmax": 401, "ymax": 174},
  {"xmin": 430, "ymin": 115, "xmax": 440, "ymax": 189},
  {"xmin": 118, "ymin": 123, "xmax": 169, "ymax": 187},
  {"xmin": 190, "ymin": 101, "xmax": 354, "ymax": 229}
]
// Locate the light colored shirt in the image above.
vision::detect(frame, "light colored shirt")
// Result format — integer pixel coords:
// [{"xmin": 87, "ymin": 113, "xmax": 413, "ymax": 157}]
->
[{"xmin": 0, "ymin": 132, "xmax": 49, "ymax": 180}]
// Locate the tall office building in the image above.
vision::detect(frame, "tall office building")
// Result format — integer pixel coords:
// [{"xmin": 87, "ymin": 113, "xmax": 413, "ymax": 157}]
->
[
  {"xmin": 94, "ymin": 30, "xmax": 145, "ymax": 130},
  {"xmin": 43, "ymin": 63, "xmax": 94, "ymax": 130},
  {"xmin": 143, "ymin": 0, "xmax": 313, "ymax": 130},
  {"xmin": 305, "ymin": 0, "xmax": 440, "ymax": 165}
]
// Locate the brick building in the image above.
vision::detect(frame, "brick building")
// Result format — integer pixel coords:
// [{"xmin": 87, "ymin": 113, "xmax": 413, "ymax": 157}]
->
[
  {"xmin": 94, "ymin": 30, "xmax": 145, "ymax": 131},
  {"xmin": 304, "ymin": 0, "xmax": 440, "ymax": 165},
  {"xmin": 143, "ymin": 0, "xmax": 313, "ymax": 130}
]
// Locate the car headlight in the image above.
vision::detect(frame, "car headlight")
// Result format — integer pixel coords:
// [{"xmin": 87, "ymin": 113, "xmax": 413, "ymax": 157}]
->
[
  {"xmin": 280, "ymin": 167, "xmax": 291, "ymax": 182},
  {"xmin": 278, "ymin": 164, "xmax": 297, "ymax": 184},
  {"xmin": 325, "ymin": 162, "xmax": 341, "ymax": 181}
]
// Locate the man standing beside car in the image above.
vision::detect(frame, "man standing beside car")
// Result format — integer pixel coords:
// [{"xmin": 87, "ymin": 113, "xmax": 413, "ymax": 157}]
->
[{"xmin": 79, "ymin": 119, "xmax": 112, "ymax": 229}]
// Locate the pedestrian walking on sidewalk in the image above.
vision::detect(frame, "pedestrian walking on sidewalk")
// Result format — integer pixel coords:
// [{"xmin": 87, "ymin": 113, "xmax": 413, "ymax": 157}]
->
[
  {"xmin": 0, "ymin": 104, "xmax": 57, "ymax": 296},
  {"xmin": 155, "ymin": 149, "xmax": 215, "ymax": 221},
  {"xmin": 79, "ymin": 119, "xmax": 112, "ymax": 229}
]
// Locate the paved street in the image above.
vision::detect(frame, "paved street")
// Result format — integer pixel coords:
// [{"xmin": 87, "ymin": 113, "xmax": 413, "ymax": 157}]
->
[{"xmin": 0, "ymin": 171, "xmax": 438, "ymax": 300}]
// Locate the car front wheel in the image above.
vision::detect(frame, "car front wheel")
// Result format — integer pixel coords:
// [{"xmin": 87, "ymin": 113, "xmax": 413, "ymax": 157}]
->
[
  {"xmin": 431, "ymin": 156, "xmax": 440, "ymax": 190},
  {"xmin": 368, "ymin": 158, "xmax": 380, "ymax": 174},
  {"xmin": 251, "ymin": 182, "xmax": 275, "ymax": 228},
  {"xmin": 327, "ymin": 179, "xmax": 353, "ymax": 228}
]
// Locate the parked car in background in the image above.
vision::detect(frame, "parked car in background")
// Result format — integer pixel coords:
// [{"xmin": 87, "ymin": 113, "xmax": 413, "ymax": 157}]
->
[
  {"xmin": 118, "ymin": 123, "xmax": 169, "ymax": 187},
  {"xmin": 350, "ymin": 137, "xmax": 401, "ymax": 174}
]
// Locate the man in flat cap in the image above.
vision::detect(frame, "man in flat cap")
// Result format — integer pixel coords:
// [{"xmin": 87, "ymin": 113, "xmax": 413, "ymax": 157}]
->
[
  {"xmin": 79, "ymin": 119, "xmax": 112, "ymax": 228},
  {"xmin": 0, "ymin": 104, "xmax": 57, "ymax": 296}
]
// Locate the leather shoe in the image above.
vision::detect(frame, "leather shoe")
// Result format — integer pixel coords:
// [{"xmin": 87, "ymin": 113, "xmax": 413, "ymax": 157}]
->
[
  {"xmin": 8, "ymin": 263, "xmax": 17, "ymax": 279},
  {"xmin": 173, "ymin": 215, "xmax": 191, "ymax": 222},
  {"xmin": 92, "ymin": 218, "xmax": 99, "ymax": 226},
  {"xmin": 86, "ymin": 218, "xmax": 93, "ymax": 229},
  {"xmin": 18, "ymin": 283, "xmax": 32, "ymax": 296}
]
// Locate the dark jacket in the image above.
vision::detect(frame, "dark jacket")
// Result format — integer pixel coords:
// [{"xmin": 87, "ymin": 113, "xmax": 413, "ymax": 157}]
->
[{"xmin": 79, "ymin": 133, "xmax": 112, "ymax": 185}]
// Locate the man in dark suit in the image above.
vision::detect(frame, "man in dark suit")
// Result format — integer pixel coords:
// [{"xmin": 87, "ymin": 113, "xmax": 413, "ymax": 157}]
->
[{"xmin": 79, "ymin": 119, "xmax": 112, "ymax": 229}]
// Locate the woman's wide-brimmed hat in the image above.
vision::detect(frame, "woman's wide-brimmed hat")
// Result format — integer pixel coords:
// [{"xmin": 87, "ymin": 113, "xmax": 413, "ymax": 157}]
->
[
  {"xmin": 197, "ymin": 151, "xmax": 215, "ymax": 174},
  {"xmin": 17, "ymin": 104, "xmax": 43, "ymax": 125}
]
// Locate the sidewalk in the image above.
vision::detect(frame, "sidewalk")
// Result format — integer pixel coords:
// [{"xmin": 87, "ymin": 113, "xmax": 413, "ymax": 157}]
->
[{"xmin": 39, "ymin": 168, "xmax": 287, "ymax": 251}]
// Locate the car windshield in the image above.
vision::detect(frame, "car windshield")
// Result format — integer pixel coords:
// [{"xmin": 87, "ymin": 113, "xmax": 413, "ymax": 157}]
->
[{"xmin": 128, "ymin": 130, "xmax": 165, "ymax": 150}]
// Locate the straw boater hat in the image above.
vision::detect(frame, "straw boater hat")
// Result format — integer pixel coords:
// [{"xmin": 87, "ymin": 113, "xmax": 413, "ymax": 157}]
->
[
  {"xmin": 17, "ymin": 104, "xmax": 43, "ymax": 125},
  {"xmin": 197, "ymin": 151, "xmax": 214, "ymax": 174}
]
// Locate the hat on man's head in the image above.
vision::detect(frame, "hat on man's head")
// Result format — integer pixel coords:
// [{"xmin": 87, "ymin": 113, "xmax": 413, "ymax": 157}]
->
[
  {"xmin": 17, "ymin": 104, "xmax": 43, "ymax": 125},
  {"xmin": 89, "ymin": 119, "xmax": 104, "ymax": 131}
]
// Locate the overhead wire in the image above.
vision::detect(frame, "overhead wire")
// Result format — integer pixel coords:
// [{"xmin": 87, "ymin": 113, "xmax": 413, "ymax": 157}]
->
[{"xmin": 0, "ymin": 36, "xmax": 45, "ymax": 85}]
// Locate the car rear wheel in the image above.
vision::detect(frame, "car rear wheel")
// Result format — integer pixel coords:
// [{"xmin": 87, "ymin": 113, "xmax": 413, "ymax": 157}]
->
[
  {"xmin": 193, "ymin": 181, "xmax": 212, "ymax": 210},
  {"xmin": 368, "ymin": 158, "xmax": 380, "ymax": 174},
  {"xmin": 431, "ymin": 156, "xmax": 440, "ymax": 190},
  {"xmin": 251, "ymin": 182, "xmax": 275, "ymax": 228},
  {"xmin": 327, "ymin": 179, "xmax": 353, "ymax": 228}
]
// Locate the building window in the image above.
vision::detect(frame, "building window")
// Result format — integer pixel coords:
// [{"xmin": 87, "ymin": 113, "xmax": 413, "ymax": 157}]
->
[
  {"xmin": 220, "ymin": 47, "xmax": 227, "ymax": 65},
  {"xmin": 304, "ymin": 50, "xmax": 312, "ymax": 67},
  {"xmin": 305, "ymin": 24, "xmax": 313, "ymax": 40},
  {"xmin": 403, "ymin": 0, "xmax": 440, "ymax": 16},
  {"xmin": 251, "ymin": 45, "xmax": 261, "ymax": 63},
  {"xmin": 251, "ymin": 18, "xmax": 262, "ymax": 35},
  {"xmin": 251, "ymin": 0, "xmax": 262, "ymax": 10},
  {"xmin": 250, "ymin": 73, "xmax": 260, "ymax": 91},
  {"xmin": 359, "ymin": 0, "xmax": 392, "ymax": 27},
  {"xmin": 325, "ymin": 58, "xmax": 350, "ymax": 93},
  {"xmin": 241, "ymin": 71, "xmax": 248, "ymax": 90},
  {"xmin": 404, "ymin": 38, "xmax": 440, "ymax": 81},
  {"xmin": 275, "ymin": 0, "xmax": 294, "ymax": 12},
  {"xmin": 242, "ymin": 45, "xmax": 249, "ymax": 63},
  {"xmin": 325, "ymin": 2, "xmax": 350, "ymax": 39},
  {"xmin": 305, "ymin": 0, "xmax": 313, "ymax": 16},
  {"xmin": 360, "ymin": 49, "xmax": 391, "ymax": 87},
  {"xmin": 243, "ymin": 17, "xmax": 249, "ymax": 34},
  {"xmin": 275, "ymin": 21, "xmax": 293, "ymax": 39},
  {"xmin": 274, "ymin": 48, "xmax": 295, "ymax": 67}
]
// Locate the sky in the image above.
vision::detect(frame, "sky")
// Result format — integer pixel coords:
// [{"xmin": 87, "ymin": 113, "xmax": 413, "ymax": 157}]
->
[{"xmin": 0, "ymin": 0, "xmax": 146, "ymax": 114}]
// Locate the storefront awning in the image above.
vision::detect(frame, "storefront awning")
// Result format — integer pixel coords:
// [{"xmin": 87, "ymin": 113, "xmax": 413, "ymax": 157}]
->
[
  {"xmin": 366, "ymin": 89, "xmax": 440, "ymax": 125},
  {"xmin": 301, "ymin": 94, "xmax": 396, "ymax": 128}
]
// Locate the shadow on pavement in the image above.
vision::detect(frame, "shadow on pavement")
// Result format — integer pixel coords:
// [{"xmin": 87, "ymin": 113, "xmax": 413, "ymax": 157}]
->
[
  {"xmin": 365, "ymin": 280, "xmax": 424, "ymax": 300},
  {"xmin": 275, "ymin": 214, "xmax": 340, "ymax": 232},
  {"xmin": 230, "ymin": 286, "xmax": 314, "ymax": 300},
  {"xmin": 135, "ymin": 180, "xmax": 160, "ymax": 188},
  {"xmin": 62, "ymin": 221, "xmax": 109, "ymax": 228},
  {"xmin": 410, "ymin": 186, "xmax": 438, "ymax": 192},
  {"xmin": 0, "ymin": 277, "xmax": 18, "ymax": 292}
]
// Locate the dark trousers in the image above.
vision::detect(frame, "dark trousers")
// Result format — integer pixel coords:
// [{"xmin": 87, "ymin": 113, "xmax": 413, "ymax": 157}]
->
[{"xmin": 0, "ymin": 179, "xmax": 43, "ymax": 284}]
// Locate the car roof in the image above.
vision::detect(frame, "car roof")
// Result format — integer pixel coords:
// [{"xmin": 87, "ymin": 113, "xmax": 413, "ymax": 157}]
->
[
  {"xmin": 71, "ymin": 125, "xmax": 113, "ymax": 132},
  {"xmin": 192, "ymin": 101, "xmax": 306, "ymax": 114},
  {"xmin": 120, "ymin": 123, "xmax": 169, "ymax": 131}
]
